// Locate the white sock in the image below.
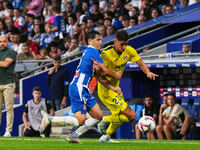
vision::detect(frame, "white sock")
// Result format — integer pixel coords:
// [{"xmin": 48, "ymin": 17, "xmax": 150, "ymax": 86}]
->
[
  {"xmin": 49, "ymin": 116, "xmax": 79, "ymax": 126},
  {"xmin": 72, "ymin": 117, "xmax": 100, "ymax": 138}
]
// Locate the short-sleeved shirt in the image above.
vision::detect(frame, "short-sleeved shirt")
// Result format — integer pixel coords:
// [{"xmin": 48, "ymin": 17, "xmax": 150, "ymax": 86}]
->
[
  {"xmin": 163, "ymin": 103, "xmax": 190, "ymax": 127},
  {"xmin": 53, "ymin": 14, "xmax": 66, "ymax": 33},
  {"xmin": 98, "ymin": 45, "xmax": 141, "ymax": 97},
  {"xmin": 0, "ymin": 48, "xmax": 17, "ymax": 84},
  {"xmin": 24, "ymin": 98, "xmax": 52, "ymax": 131},
  {"xmin": 143, "ymin": 103, "xmax": 160, "ymax": 118}
]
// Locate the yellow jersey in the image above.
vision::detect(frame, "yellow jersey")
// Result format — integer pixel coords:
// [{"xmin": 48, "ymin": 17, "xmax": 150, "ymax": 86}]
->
[{"xmin": 98, "ymin": 45, "xmax": 141, "ymax": 97}]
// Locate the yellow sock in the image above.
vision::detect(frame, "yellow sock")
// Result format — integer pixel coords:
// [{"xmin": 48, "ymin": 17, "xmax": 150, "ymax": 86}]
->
[
  {"xmin": 106, "ymin": 122, "xmax": 122, "ymax": 137},
  {"xmin": 104, "ymin": 114, "xmax": 129, "ymax": 123}
]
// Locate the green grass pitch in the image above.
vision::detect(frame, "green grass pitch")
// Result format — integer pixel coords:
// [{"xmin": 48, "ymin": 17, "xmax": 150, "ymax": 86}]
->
[{"xmin": 0, "ymin": 137, "xmax": 200, "ymax": 150}]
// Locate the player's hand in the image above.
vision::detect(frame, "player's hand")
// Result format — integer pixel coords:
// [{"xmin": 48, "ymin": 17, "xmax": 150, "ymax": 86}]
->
[
  {"xmin": 115, "ymin": 71, "xmax": 122, "ymax": 79},
  {"xmin": 114, "ymin": 87, "xmax": 122, "ymax": 95},
  {"xmin": 23, "ymin": 124, "xmax": 30, "ymax": 133},
  {"xmin": 160, "ymin": 104, "xmax": 167, "ymax": 110},
  {"xmin": 147, "ymin": 72, "xmax": 159, "ymax": 80},
  {"xmin": 91, "ymin": 58, "xmax": 101, "ymax": 71}
]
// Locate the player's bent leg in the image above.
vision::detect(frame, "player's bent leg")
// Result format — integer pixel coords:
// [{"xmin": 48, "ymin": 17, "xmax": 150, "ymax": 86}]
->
[
  {"xmin": 120, "ymin": 105, "xmax": 136, "ymax": 122},
  {"xmin": 135, "ymin": 124, "xmax": 142, "ymax": 139},
  {"xmin": 156, "ymin": 124, "xmax": 164, "ymax": 139},
  {"xmin": 88, "ymin": 103, "xmax": 103, "ymax": 121},
  {"xmin": 74, "ymin": 111, "xmax": 87, "ymax": 126}
]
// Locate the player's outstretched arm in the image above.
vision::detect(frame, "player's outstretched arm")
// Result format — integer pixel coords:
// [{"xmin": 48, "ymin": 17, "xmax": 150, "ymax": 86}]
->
[
  {"xmin": 91, "ymin": 58, "xmax": 122, "ymax": 80},
  {"xmin": 94, "ymin": 70, "xmax": 122, "ymax": 95},
  {"xmin": 136, "ymin": 59, "xmax": 159, "ymax": 80}
]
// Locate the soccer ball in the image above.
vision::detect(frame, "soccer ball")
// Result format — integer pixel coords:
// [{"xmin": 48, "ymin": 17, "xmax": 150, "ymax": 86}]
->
[{"xmin": 138, "ymin": 116, "xmax": 156, "ymax": 133}]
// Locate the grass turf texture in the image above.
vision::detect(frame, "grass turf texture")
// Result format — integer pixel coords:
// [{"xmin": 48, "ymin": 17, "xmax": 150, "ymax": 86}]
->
[{"xmin": 0, "ymin": 137, "xmax": 200, "ymax": 150}]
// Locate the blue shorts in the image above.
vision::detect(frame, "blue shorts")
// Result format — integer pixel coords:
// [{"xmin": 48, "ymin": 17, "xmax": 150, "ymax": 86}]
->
[{"xmin": 69, "ymin": 83, "xmax": 97, "ymax": 114}]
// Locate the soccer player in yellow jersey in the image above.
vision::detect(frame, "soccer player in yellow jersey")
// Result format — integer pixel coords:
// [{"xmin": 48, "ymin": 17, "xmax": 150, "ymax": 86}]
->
[{"xmin": 96, "ymin": 29, "xmax": 159, "ymax": 142}]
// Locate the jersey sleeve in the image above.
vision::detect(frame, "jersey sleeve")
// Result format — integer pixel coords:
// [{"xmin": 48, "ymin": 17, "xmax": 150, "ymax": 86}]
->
[
  {"xmin": 93, "ymin": 50, "xmax": 103, "ymax": 64},
  {"xmin": 127, "ymin": 46, "xmax": 141, "ymax": 62},
  {"xmin": 24, "ymin": 104, "xmax": 28, "ymax": 113},
  {"xmin": 171, "ymin": 104, "xmax": 182, "ymax": 118},
  {"xmin": 53, "ymin": 16, "xmax": 59, "ymax": 27}
]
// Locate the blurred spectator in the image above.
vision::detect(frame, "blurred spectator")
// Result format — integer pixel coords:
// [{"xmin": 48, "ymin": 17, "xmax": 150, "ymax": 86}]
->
[
  {"xmin": 161, "ymin": 4, "xmax": 167, "ymax": 15},
  {"xmin": 22, "ymin": 86, "xmax": 55, "ymax": 137},
  {"xmin": 128, "ymin": 6, "xmax": 139, "ymax": 18},
  {"xmin": 26, "ymin": 0, "xmax": 42, "ymax": 16},
  {"xmin": 22, "ymin": 40, "xmax": 38, "ymax": 56},
  {"xmin": 103, "ymin": 17, "xmax": 112, "ymax": 28},
  {"xmin": 90, "ymin": 1, "xmax": 104, "ymax": 23},
  {"xmin": 135, "ymin": 94, "xmax": 160, "ymax": 139},
  {"xmin": 17, "ymin": 43, "xmax": 36, "ymax": 61},
  {"xmin": 98, "ymin": 24, "xmax": 107, "ymax": 38},
  {"xmin": 49, "ymin": 41, "xmax": 61, "ymax": 58},
  {"xmin": 66, "ymin": 13, "xmax": 77, "ymax": 37},
  {"xmin": 74, "ymin": 0, "xmax": 83, "ymax": 13},
  {"xmin": 46, "ymin": 6, "xmax": 54, "ymax": 24},
  {"xmin": 106, "ymin": 25, "xmax": 115, "ymax": 36},
  {"xmin": 13, "ymin": 8, "xmax": 26, "ymax": 33},
  {"xmin": 51, "ymin": 6, "xmax": 66, "ymax": 34},
  {"xmin": 62, "ymin": 37, "xmax": 80, "ymax": 58},
  {"xmin": 65, "ymin": 1, "xmax": 74, "ymax": 17},
  {"xmin": 182, "ymin": 43, "xmax": 191, "ymax": 54},
  {"xmin": 37, "ymin": 48, "xmax": 49, "ymax": 60},
  {"xmin": 140, "ymin": 0, "xmax": 154, "ymax": 20},
  {"xmin": 165, "ymin": 4, "xmax": 174, "ymax": 14},
  {"xmin": 113, "ymin": 0, "xmax": 129, "ymax": 19},
  {"xmin": 26, "ymin": 14, "xmax": 34, "ymax": 37},
  {"xmin": 122, "ymin": 15, "xmax": 130, "ymax": 29},
  {"xmin": 0, "ymin": 19, "xmax": 6, "ymax": 35},
  {"xmin": 0, "ymin": 0, "xmax": 11, "ymax": 18},
  {"xmin": 12, "ymin": 0, "xmax": 23, "ymax": 9},
  {"xmin": 138, "ymin": 14, "xmax": 147, "ymax": 24},
  {"xmin": 30, "ymin": 24, "xmax": 45, "ymax": 49},
  {"xmin": 8, "ymin": 30, "xmax": 23, "ymax": 54},
  {"xmin": 80, "ymin": 0, "xmax": 91, "ymax": 22},
  {"xmin": 42, "ymin": 23, "xmax": 54, "ymax": 48},
  {"xmin": 180, "ymin": 0, "xmax": 189, "ymax": 8},
  {"xmin": 129, "ymin": 16, "xmax": 138, "ymax": 27},
  {"xmin": 48, "ymin": 55, "xmax": 69, "ymax": 111},
  {"xmin": 86, "ymin": 17, "xmax": 98, "ymax": 31},
  {"xmin": 150, "ymin": 7, "xmax": 161, "ymax": 19},
  {"xmin": 170, "ymin": 0, "xmax": 179, "ymax": 9}
]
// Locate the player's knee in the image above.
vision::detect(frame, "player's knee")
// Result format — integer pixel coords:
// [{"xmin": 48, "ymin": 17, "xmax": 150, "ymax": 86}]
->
[
  {"xmin": 96, "ymin": 113, "xmax": 103, "ymax": 121},
  {"xmin": 78, "ymin": 119, "xmax": 86, "ymax": 126},
  {"xmin": 156, "ymin": 125, "xmax": 162, "ymax": 132},
  {"xmin": 129, "ymin": 110, "xmax": 136, "ymax": 121}
]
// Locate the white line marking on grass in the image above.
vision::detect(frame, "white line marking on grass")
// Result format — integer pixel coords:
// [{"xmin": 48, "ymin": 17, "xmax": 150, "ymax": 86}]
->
[{"xmin": 0, "ymin": 138, "xmax": 200, "ymax": 145}]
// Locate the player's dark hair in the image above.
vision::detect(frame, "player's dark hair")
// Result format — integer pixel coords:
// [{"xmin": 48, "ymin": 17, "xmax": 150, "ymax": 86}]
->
[
  {"xmin": 168, "ymin": 93, "xmax": 176, "ymax": 99},
  {"xmin": 32, "ymin": 86, "xmax": 42, "ymax": 92},
  {"xmin": 85, "ymin": 30, "xmax": 101, "ymax": 45},
  {"xmin": 116, "ymin": 29, "xmax": 129, "ymax": 42},
  {"xmin": 144, "ymin": 94, "xmax": 155, "ymax": 101},
  {"xmin": 53, "ymin": 55, "xmax": 61, "ymax": 61}
]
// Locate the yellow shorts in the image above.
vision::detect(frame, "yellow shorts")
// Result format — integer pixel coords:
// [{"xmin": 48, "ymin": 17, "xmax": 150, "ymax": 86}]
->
[{"xmin": 98, "ymin": 89, "xmax": 128, "ymax": 115}]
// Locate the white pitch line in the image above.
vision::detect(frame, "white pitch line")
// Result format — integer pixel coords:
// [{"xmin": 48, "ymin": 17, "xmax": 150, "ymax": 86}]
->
[{"xmin": 0, "ymin": 138, "xmax": 200, "ymax": 145}]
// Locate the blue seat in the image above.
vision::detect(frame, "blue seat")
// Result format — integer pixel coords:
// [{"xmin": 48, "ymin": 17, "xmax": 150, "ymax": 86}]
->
[
  {"xmin": 189, "ymin": 98, "xmax": 200, "ymax": 121},
  {"xmin": 181, "ymin": 98, "xmax": 191, "ymax": 111}
]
